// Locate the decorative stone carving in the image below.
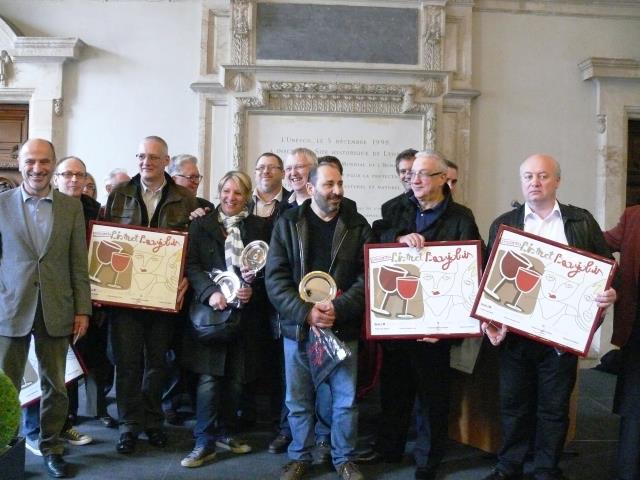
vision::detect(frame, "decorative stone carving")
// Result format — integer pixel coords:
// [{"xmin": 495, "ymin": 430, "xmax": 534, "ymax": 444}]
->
[
  {"xmin": 229, "ymin": 80, "xmax": 439, "ymax": 167},
  {"xmin": 0, "ymin": 50, "xmax": 12, "ymax": 86},
  {"xmin": 232, "ymin": 72, "xmax": 252, "ymax": 92},
  {"xmin": 231, "ymin": 0, "xmax": 252, "ymax": 65},
  {"xmin": 423, "ymin": 6, "xmax": 443, "ymax": 70},
  {"xmin": 425, "ymin": 105, "xmax": 437, "ymax": 150},
  {"xmin": 53, "ymin": 98, "xmax": 63, "ymax": 116},
  {"xmin": 422, "ymin": 78, "xmax": 443, "ymax": 97},
  {"xmin": 596, "ymin": 113, "xmax": 607, "ymax": 134}
]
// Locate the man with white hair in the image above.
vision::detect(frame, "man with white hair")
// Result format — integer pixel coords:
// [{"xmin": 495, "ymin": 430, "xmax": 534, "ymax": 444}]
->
[
  {"xmin": 104, "ymin": 168, "xmax": 130, "ymax": 195},
  {"xmin": 284, "ymin": 147, "xmax": 317, "ymax": 206},
  {"xmin": 371, "ymin": 150, "xmax": 481, "ymax": 480}
]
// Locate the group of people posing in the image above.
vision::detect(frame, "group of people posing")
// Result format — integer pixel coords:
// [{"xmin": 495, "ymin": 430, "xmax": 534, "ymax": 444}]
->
[{"xmin": 0, "ymin": 136, "xmax": 638, "ymax": 480}]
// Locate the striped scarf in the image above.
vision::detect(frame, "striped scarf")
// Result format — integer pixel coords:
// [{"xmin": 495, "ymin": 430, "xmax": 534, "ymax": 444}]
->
[{"xmin": 218, "ymin": 208, "xmax": 249, "ymax": 272}]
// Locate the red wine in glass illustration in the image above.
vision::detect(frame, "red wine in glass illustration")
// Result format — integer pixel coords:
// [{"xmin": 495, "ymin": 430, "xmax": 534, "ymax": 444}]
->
[
  {"xmin": 108, "ymin": 252, "xmax": 132, "ymax": 289},
  {"xmin": 396, "ymin": 275, "xmax": 420, "ymax": 319},
  {"xmin": 371, "ymin": 265, "xmax": 408, "ymax": 316},
  {"xmin": 89, "ymin": 240, "xmax": 123, "ymax": 283},
  {"xmin": 484, "ymin": 250, "xmax": 532, "ymax": 301},
  {"xmin": 505, "ymin": 266, "xmax": 542, "ymax": 312}
]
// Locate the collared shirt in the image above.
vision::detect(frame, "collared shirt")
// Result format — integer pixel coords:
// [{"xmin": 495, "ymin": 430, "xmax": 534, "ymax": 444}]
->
[
  {"xmin": 140, "ymin": 178, "xmax": 166, "ymax": 225},
  {"xmin": 411, "ymin": 193, "xmax": 450, "ymax": 233},
  {"xmin": 21, "ymin": 184, "xmax": 54, "ymax": 255},
  {"xmin": 524, "ymin": 200, "xmax": 568, "ymax": 355},
  {"xmin": 523, "ymin": 200, "xmax": 568, "ymax": 245},
  {"xmin": 288, "ymin": 190, "xmax": 309, "ymax": 207},
  {"xmin": 252, "ymin": 187, "xmax": 283, "ymax": 217}
]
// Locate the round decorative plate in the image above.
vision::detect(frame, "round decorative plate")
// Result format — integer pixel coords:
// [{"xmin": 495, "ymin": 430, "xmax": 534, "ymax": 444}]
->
[{"xmin": 298, "ymin": 271, "xmax": 337, "ymax": 304}]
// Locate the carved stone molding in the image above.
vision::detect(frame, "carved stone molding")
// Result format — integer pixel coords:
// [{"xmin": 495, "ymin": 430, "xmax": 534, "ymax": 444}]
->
[
  {"xmin": 229, "ymin": 80, "xmax": 439, "ymax": 167},
  {"xmin": 596, "ymin": 114, "xmax": 606, "ymax": 134},
  {"xmin": 0, "ymin": 50, "xmax": 12, "ymax": 86},
  {"xmin": 422, "ymin": 5, "xmax": 445, "ymax": 70},
  {"xmin": 579, "ymin": 57, "xmax": 640, "ymax": 81},
  {"xmin": 53, "ymin": 98, "xmax": 63, "ymax": 116},
  {"xmin": 231, "ymin": 0, "xmax": 252, "ymax": 66}
]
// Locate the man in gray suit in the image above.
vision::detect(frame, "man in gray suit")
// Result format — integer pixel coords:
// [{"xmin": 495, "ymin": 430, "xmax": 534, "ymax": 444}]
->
[{"xmin": 0, "ymin": 138, "xmax": 92, "ymax": 478}]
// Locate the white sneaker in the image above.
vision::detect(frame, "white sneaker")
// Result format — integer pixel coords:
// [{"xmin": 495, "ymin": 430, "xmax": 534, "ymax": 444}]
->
[
  {"xmin": 61, "ymin": 427, "xmax": 93, "ymax": 446},
  {"xmin": 25, "ymin": 438, "xmax": 42, "ymax": 456}
]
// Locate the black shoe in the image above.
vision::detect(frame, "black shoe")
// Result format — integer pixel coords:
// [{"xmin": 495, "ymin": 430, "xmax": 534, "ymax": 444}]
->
[
  {"xmin": 146, "ymin": 428, "xmax": 167, "ymax": 447},
  {"xmin": 357, "ymin": 450, "xmax": 402, "ymax": 464},
  {"xmin": 268, "ymin": 434, "xmax": 292, "ymax": 454},
  {"xmin": 116, "ymin": 432, "xmax": 137, "ymax": 454},
  {"xmin": 415, "ymin": 467, "xmax": 437, "ymax": 480},
  {"xmin": 482, "ymin": 470, "xmax": 521, "ymax": 480},
  {"xmin": 98, "ymin": 414, "xmax": 117, "ymax": 429},
  {"xmin": 44, "ymin": 454, "xmax": 68, "ymax": 478},
  {"xmin": 314, "ymin": 441, "xmax": 331, "ymax": 464}
]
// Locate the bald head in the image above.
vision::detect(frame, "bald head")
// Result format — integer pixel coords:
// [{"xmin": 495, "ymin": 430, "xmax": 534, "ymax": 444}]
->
[
  {"xmin": 519, "ymin": 154, "xmax": 562, "ymax": 212},
  {"xmin": 19, "ymin": 139, "xmax": 56, "ymax": 197}
]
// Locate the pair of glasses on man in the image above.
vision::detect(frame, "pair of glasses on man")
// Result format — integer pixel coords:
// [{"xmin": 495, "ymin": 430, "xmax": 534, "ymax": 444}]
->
[
  {"xmin": 255, "ymin": 166, "xmax": 283, "ymax": 173},
  {"xmin": 175, "ymin": 174, "xmax": 203, "ymax": 183},
  {"xmin": 56, "ymin": 172, "xmax": 87, "ymax": 180}
]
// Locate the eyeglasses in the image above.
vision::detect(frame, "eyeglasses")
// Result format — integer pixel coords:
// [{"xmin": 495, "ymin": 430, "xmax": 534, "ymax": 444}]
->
[
  {"xmin": 135, "ymin": 153, "xmax": 164, "ymax": 162},
  {"xmin": 56, "ymin": 171, "xmax": 87, "ymax": 180},
  {"xmin": 284, "ymin": 164, "xmax": 309, "ymax": 173},
  {"xmin": 521, "ymin": 172, "xmax": 552, "ymax": 183},
  {"xmin": 255, "ymin": 165, "xmax": 283, "ymax": 173},
  {"xmin": 398, "ymin": 169, "xmax": 412, "ymax": 176},
  {"xmin": 175, "ymin": 174, "xmax": 203, "ymax": 183},
  {"xmin": 408, "ymin": 170, "xmax": 444, "ymax": 181}
]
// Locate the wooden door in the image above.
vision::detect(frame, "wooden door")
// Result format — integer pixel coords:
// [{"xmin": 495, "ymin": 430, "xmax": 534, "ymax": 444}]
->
[
  {"xmin": 627, "ymin": 119, "xmax": 640, "ymax": 207},
  {"xmin": 0, "ymin": 103, "xmax": 28, "ymax": 186}
]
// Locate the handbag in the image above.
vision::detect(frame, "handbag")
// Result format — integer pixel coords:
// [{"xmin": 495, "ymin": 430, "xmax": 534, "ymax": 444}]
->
[{"xmin": 189, "ymin": 300, "xmax": 241, "ymax": 343}]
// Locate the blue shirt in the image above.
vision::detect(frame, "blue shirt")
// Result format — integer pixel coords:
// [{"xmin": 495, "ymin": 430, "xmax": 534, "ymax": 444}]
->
[
  {"xmin": 21, "ymin": 184, "xmax": 54, "ymax": 255},
  {"xmin": 411, "ymin": 192, "xmax": 450, "ymax": 233}
]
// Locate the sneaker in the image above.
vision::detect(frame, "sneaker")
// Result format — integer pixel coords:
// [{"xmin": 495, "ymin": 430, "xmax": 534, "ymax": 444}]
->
[
  {"xmin": 61, "ymin": 427, "xmax": 93, "ymax": 446},
  {"xmin": 180, "ymin": 445, "xmax": 217, "ymax": 468},
  {"xmin": 337, "ymin": 461, "xmax": 364, "ymax": 480},
  {"xmin": 215, "ymin": 436, "xmax": 251, "ymax": 454},
  {"xmin": 25, "ymin": 438, "xmax": 42, "ymax": 456},
  {"xmin": 314, "ymin": 441, "xmax": 331, "ymax": 464},
  {"xmin": 268, "ymin": 433, "xmax": 292, "ymax": 454},
  {"xmin": 280, "ymin": 460, "xmax": 311, "ymax": 480}
]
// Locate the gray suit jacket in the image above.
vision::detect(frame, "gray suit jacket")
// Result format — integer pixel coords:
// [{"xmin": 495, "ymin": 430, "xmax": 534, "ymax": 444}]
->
[{"xmin": 0, "ymin": 188, "xmax": 92, "ymax": 337}]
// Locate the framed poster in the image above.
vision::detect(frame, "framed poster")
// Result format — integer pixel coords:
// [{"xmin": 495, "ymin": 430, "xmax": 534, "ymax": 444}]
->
[
  {"xmin": 20, "ymin": 344, "xmax": 85, "ymax": 407},
  {"xmin": 365, "ymin": 241, "xmax": 483, "ymax": 339},
  {"xmin": 471, "ymin": 225, "xmax": 617, "ymax": 356},
  {"xmin": 88, "ymin": 221, "xmax": 188, "ymax": 312}
]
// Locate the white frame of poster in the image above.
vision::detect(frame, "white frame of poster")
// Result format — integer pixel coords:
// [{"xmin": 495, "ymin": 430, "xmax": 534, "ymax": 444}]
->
[
  {"xmin": 87, "ymin": 221, "xmax": 188, "ymax": 312},
  {"xmin": 20, "ymin": 345, "xmax": 85, "ymax": 407},
  {"xmin": 471, "ymin": 225, "xmax": 617, "ymax": 356},
  {"xmin": 365, "ymin": 241, "xmax": 483, "ymax": 340}
]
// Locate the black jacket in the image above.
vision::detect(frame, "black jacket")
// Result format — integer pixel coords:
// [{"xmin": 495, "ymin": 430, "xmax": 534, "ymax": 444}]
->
[
  {"xmin": 487, "ymin": 202, "xmax": 612, "ymax": 262},
  {"xmin": 372, "ymin": 187, "xmax": 481, "ymax": 245},
  {"xmin": 102, "ymin": 173, "xmax": 198, "ymax": 230},
  {"xmin": 265, "ymin": 199, "xmax": 372, "ymax": 343},
  {"xmin": 182, "ymin": 211, "xmax": 269, "ymax": 380}
]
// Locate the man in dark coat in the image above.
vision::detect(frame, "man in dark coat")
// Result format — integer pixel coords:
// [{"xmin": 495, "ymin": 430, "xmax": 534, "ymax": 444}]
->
[
  {"xmin": 604, "ymin": 205, "xmax": 640, "ymax": 480},
  {"xmin": 102, "ymin": 136, "xmax": 198, "ymax": 454},
  {"xmin": 371, "ymin": 150, "xmax": 482, "ymax": 480},
  {"xmin": 266, "ymin": 163, "xmax": 372, "ymax": 480},
  {"xmin": 482, "ymin": 154, "xmax": 616, "ymax": 480}
]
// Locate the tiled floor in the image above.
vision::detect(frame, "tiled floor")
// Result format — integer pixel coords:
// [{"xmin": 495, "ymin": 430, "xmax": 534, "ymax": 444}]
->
[{"xmin": 23, "ymin": 368, "xmax": 619, "ymax": 479}]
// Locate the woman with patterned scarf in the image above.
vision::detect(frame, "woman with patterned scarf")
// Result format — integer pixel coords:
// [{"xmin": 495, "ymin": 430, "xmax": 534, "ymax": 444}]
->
[{"xmin": 181, "ymin": 170, "xmax": 269, "ymax": 469}]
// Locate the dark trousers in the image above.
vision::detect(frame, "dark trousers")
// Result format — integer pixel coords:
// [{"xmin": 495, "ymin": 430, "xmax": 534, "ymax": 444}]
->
[
  {"xmin": 614, "ymin": 323, "xmax": 640, "ymax": 480},
  {"xmin": 497, "ymin": 336, "xmax": 577, "ymax": 477},
  {"xmin": 376, "ymin": 341, "xmax": 451, "ymax": 471},
  {"xmin": 0, "ymin": 301, "xmax": 69, "ymax": 456},
  {"xmin": 109, "ymin": 309, "xmax": 174, "ymax": 434}
]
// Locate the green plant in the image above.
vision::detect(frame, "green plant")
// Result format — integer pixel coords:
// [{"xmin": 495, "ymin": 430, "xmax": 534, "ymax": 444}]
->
[{"xmin": 0, "ymin": 369, "xmax": 20, "ymax": 454}]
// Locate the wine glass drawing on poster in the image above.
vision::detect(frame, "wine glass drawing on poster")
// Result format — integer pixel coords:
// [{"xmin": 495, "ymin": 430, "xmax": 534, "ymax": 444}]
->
[{"xmin": 371, "ymin": 265, "xmax": 408, "ymax": 316}]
